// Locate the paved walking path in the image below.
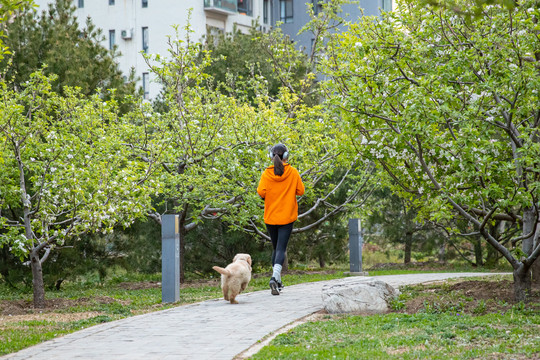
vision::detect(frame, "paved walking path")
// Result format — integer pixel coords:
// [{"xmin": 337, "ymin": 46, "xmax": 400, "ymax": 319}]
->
[{"xmin": 2, "ymin": 272, "xmax": 508, "ymax": 360}]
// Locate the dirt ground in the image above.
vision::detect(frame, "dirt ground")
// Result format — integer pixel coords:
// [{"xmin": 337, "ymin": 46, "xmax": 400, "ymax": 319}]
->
[
  {"xmin": 0, "ymin": 296, "xmax": 112, "ymax": 327},
  {"xmin": 0, "ymin": 295, "xmax": 129, "ymax": 320},
  {"xmin": 400, "ymin": 279, "xmax": 540, "ymax": 315}
]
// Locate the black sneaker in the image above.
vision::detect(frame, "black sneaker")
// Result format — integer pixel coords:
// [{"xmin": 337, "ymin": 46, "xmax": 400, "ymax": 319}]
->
[
  {"xmin": 269, "ymin": 277, "xmax": 280, "ymax": 295},
  {"xmin": 277, "ymin": 280, "xmax": 284, "ymax": 291}
]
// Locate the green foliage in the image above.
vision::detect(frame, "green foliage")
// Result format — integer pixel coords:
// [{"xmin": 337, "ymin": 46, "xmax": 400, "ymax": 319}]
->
[
  {"xmin": 390, "ymin": 297, "xmax": 406, "ymax": 311},
  {"xmin": 1, "ymin": 219, "xmax": 161, "ymax": 289},
  {"xmin": 291, "ymin": 167, "xmax": 369, "ymax": 268},
  {"xmin": 325, "ymin": 0, "xmax": 540, "ymax": 222},
  {"xmin": 0, "ymin": 70, "xmax": 155, "ymax": 304},
  {"xmin": 0, "ymin": 72, "xmax": 153, "ymax": 251},
  {"xmin": 363, "ymin": 187, "xmax": 446, "ymax": 263},
  {"xmin": 420, "ymin": 0, "xmax": 519, "ymax": 17},
  {"xmin": 142, "ymin": 17, "xmax": 369, "ymax": 252},
  {"xmin": 0, "ymin": 3, "xmax": 372, "ymax": 290},
  {"xmin": 473, "ymin": 299, "xmax": 487, "ymax": 314},
  {"xmin": 202, "ymin": 26, "xmax": 307, "ymax": 102},
  {"xmin": 322, "ymin": 0, "xmax": 540, "ymax": 290},
  {"xmin": 0, "ymin": 0, "xmax": 32, "ymax": 60},
  {"xmin": 184, "ymin": 219, "xmax": 269, "ymax": 275},
  {"xmin": 0, "ymin": 246, "xmax": 28, "ymax": 287},
  {"xmin": 107, "ymin": 220, "xmax": 162, "ymax": 274}
]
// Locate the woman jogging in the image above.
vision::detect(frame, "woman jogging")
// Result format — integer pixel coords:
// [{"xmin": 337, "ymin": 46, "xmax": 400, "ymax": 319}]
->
[{"xmin": 257, "ymin": 144, "xmax": 305, "ymax": 295}]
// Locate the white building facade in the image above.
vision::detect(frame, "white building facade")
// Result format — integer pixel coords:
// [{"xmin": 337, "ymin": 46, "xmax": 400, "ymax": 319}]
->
[{"xmin": 33, "ymin": 0, "xmax": 270, "ymax": 100}]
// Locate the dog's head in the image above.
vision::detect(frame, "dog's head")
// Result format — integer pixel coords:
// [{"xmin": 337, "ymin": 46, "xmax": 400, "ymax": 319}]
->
[{"xmin": 233, "ymin": 253, "xmax": 252, "ymax": 266}]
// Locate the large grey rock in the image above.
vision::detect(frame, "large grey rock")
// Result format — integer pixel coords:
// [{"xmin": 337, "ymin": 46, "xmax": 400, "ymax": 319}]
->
[{"xmin": 321, "ymin": 279, "xmax": 399, "ymax": 314}]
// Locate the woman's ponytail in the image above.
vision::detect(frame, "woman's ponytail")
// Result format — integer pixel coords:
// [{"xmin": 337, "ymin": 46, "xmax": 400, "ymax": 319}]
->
[
  {"xmin": 271, "ymin": 143, "xmax": 288, "ymax": 176},
  {"xmin": 273, "ymin": 154, "xmax": 284, "ymax": 176}
]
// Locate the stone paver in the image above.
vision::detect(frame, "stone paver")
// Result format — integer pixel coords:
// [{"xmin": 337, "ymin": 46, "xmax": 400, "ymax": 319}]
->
[{"xmin": 1, "ymin": 272, "xmax": 508, "ymax": 360}]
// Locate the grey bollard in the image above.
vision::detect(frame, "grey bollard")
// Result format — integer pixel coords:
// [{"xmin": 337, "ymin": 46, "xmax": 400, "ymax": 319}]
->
[
  {"xmin": 162, "ymin": 214, "xmax": 180, "ymax": 303},
  {"xmin": 348, "ymin": 218, "xmax": 364, "ymax": 274}
]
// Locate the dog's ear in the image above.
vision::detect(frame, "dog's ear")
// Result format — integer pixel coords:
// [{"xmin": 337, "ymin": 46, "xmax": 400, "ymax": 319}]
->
[
  {"xmin": 247, "ymin": 255, "xmax": 252, "ymax": 266},
  {"xmin": 233, "ymin": 254, "xmax": 239, "ymax": 263}
]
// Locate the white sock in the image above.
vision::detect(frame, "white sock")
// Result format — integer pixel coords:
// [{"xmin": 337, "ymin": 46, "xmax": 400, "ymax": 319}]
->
[{"xmin": 272, "ymin": 264, "xmax": 282, "ymax": 282}]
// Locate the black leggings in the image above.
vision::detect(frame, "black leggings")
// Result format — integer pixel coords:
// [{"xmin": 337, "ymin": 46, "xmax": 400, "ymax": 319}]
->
[{"xmin": 266, "ymin": 222, "xmax": 294, "ymax": 266}]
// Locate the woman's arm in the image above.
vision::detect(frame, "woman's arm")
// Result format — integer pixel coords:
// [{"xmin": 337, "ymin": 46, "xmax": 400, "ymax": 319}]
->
[
  {"xmin": 296, "ymin": 171, "xmax": 305, "ymax": 196},
  {"xmin": 257, "ymin": 174, "xmax": 266, "ymax": 199}
]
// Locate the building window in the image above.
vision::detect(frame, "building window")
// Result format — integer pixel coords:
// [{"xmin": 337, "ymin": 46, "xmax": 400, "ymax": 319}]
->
[
  {"xmin": 109, "ymin": 30, "xmax": 115, "ymax": 50},
  {"xmin": 237, "ymin": 0, "xmax": 252, "ymax": 16},
  {"xmin": 109, "ymin": 0, "xmax": 115, "ymax": 5},
  {"xmin": 381, "ymin": 0, "xmax": 392, "ymax": 11},
  {"xmin": 143, "ymin": 73, "xmax": 149, "ymax": 99},
  {"xmin": 142, "ymin": 27, "xmax": 149, "ymax": 53},
  {"xmin": 280, "ymin": 0, "xmax": 293, "ymax": 23},
  {"xmin": 142, "ymin": 0, "xmax": 148, "ymax": 8},
  {"xmin": 263, "ymin": 0, "xmax": 268, "ymax": 24},
  {"xmin": 78, "ymin": 0, "xmax": 84, "ymax": 8}
]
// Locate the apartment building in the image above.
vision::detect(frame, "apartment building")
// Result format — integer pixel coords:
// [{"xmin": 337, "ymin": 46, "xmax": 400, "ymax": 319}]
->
[
  {"xmin": 32, "ymin": 1, "xmax": 391, "ymax": 100},
  {"xmin": 275, "ymin": 0, "xmax": 393, "ymax": 54}
]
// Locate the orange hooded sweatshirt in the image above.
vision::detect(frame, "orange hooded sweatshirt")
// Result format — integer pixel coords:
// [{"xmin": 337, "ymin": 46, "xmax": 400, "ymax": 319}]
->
[{"xmin": 257, "ymin": 163, "xmax": 305, "ymax": 225}]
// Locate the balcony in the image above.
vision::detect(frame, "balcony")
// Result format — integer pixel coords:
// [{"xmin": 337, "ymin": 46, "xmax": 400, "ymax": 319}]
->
[
  {"xmin": 204, "ymin": 0, "xmax": 237, "ymax": 15},
  {"xmin": 237, "ymin": 0, "xmax": 253, "ymax": 16}
]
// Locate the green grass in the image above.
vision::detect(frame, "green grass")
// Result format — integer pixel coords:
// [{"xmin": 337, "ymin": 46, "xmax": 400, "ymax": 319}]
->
[
  {"xmin": 250, "ymin": 275, "xmax": 539, "ymax": 360},
  {"xmin": 0, "ymin": 316, "xmax": 115, "ymax": 355},
  {"xmin": 251, "ymin": 311, "xmax": 540, "ymax": 359}
]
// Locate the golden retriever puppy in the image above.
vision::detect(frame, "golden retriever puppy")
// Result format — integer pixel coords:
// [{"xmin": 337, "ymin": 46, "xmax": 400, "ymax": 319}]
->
[{"xmin": 212, "ymin": 253, "xmax": 252, "ymax": 304}]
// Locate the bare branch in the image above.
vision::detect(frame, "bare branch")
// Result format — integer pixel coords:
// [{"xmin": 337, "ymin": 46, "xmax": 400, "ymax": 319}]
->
[{"xmin": 147, "ymin": 211, "xmax": 162, "ymax": 225}]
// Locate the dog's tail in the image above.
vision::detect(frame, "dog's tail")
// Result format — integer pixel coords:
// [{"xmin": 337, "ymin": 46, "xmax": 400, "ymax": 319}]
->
[{"xmin": 212, "ymin": 266, "xmax": 231, "ymax": 276}]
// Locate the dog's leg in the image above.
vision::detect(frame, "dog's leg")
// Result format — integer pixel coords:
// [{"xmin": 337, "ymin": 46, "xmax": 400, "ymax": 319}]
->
[
  {"xmin": 222, "ymin": 282, "xmax": 229, "ymax": 301},
  {"xmin": 229, "ymin": 295, "xmax": 238, "ymax": 304},
  {"xmin": 240, "ymin": 281, "xmax": 248, "ymax": 292}
]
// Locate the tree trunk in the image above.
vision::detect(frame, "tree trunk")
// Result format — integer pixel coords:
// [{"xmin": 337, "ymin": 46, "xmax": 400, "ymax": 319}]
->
[
  {"xmin": 522, "ymin": 207, "xmax": 536, "ymax": 258},
  {"xmin": 522, "ymin": 207, "xmax": 537, "ymax": 289},
  {"xmin": 404, "ymin": 232, "xmax": 412, "ymax": 264},
  {"xmin": 318, "ymin": 253, "xmax": 326, "ymax": 268},
  {"xmin": 17, "ymin": 148, "xmax": 43, "ymax": 306},
  {"xmin": 532, "ymin": 261, "xmax": 540, "ymax": 289},
  {"xmin": 513, "ymin": 265, "xmax": 532, "ymax": 302},
  {"xmin": 30, "ymin": 249, "xmax": 46, "ymax": 308},
  {"xmin": 474, "ymin": 237, "xmax": 483, "ymax": 266},
  {"xmin": 529, "ymin": 217, "xmax": 540, "ymax": 287},
  {"xmin": 437, "ymin": 240, "xmax": 446, "ymax": 262}
]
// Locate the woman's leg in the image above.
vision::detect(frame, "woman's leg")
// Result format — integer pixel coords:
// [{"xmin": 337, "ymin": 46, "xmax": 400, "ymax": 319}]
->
[
  {"xmin": 266, "ymin": 224, "xmax": 279, "ymax": 266},
  {"xmin": 269, "ymin": 223, "xmax": 293, "ymax": 291},
  {"xmin": 273, "ymin": 222, "xmax": 293, "ymax": 267}
]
